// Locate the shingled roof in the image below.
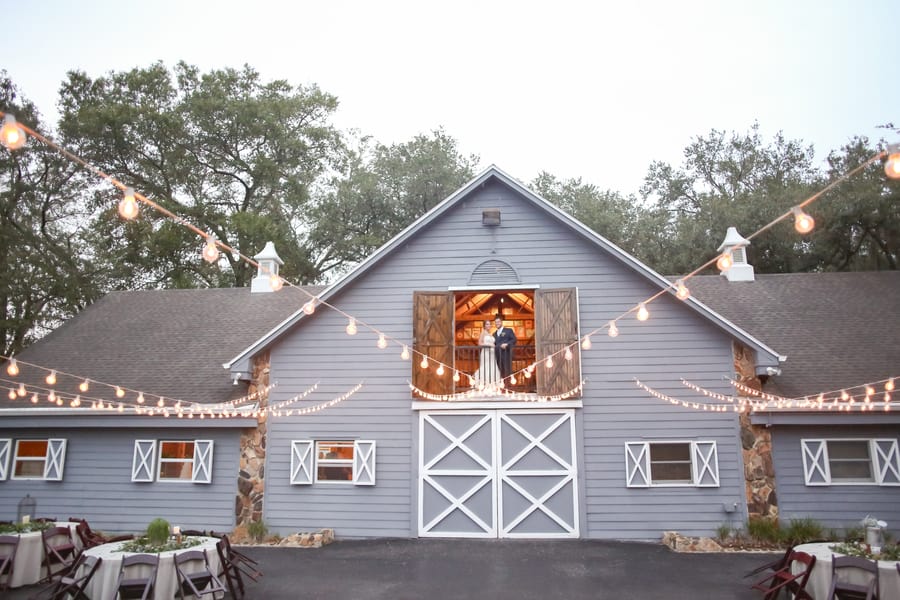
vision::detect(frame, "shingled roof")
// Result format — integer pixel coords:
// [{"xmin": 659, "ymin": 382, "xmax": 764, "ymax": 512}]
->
[
  {"xmin": 1, "ymin": 287, "xmax": 319, "ymax": 409},
  {"xmin": 687, "ymin": 271, "xmax": 900, "ymax": 399}
]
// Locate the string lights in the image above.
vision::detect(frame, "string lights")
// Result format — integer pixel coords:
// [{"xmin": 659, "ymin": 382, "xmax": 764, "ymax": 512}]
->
[
  {"xmin": 410, "ymin": 380, "xmax": 585, "ymax": 403},
  {"xmin": 0, "ymin": 114, "xmax": 26, "ymax": 150}
]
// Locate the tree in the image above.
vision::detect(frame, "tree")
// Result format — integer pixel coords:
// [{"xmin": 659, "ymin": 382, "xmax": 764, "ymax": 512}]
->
[
  {"xmin": 307, "ymin": 129, "xmax": 479, "ymax": 277},
  {"xmin": 0, "ymin": 74, "xmax": 100, "ymax": 356},
  {"xmin": 640, "ymin": 123, "xmax": 822, "ymax": 275},
  {"xmin": 57, "ymin": 62, "xmax": 343, "ymax": 288}
]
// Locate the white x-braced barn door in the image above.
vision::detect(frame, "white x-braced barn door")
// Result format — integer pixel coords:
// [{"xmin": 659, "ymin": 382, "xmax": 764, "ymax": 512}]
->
[{"xmin": 418, "ymin": 409, "xmax": 578, "ymax": 538}]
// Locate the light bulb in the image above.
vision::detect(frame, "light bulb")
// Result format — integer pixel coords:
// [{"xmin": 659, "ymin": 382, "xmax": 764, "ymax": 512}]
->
[
  {"xmin": 716, "ymin": 252, "xmax": 733, "ymax": 272},
  {"xmin": 420, "ymin": 356, "xmax": 429, "ymax": 369},
  {"xmin": 119, "ymin": 187, "xmax": 139, "ymax": 220},
  {"xmin": 157, "ymin": 397, "xmax": 165, "ymax": 407},
  {"xmin": 8, "ymin": 389, "xmax": 15, "ymax": 400},
  {"xmin": 376, "ymin": 334, "xmax": 388, "ymax": 349},
  {"xmin": 885, "ymin": 379, "xmax": 895, "ymax": 392},
  {"xmin": 581, "ymin": 336, "xmax": 592, "ymax": 350},
  {"xmin": 345, "ymin": 318, "xmax": 357, "ymax": 335},
  {"xmin": 453, "ymin": 371, "xmax": 460, "ymax": 382},
  {"xmin": 269, "ymin": 274, "xmax": 283, "ymax": 291},
  {"xmin": 0, "ymin": 114, "xmax": 26, "ymax": 150},
  {"xmin": 30, "ymin": 393, "xmax": 38, "ymax": 404},
  {"xmin": 45, "ymin": 370, "xmax": 57, "ymax": 385},
  {"xmin": 6, "ymin": 358, "xmax": 18, "ymax": 376},
  {"xmin": 436, "ymin": 364, "xmax": 445, "ymax": 376},
  {"xmin": 792, "ymin": 207, "xmax": 815, "ymax": 234},
  {"xmin": 17, "ymin": 383, "xmax": 26, "ymax": 397},
  {"xmin": 545, "ymin": 356, "xmax": 554, "ymax": 369},
  {"xmin": 73, "ymin": 395, "xmax": 81, "ymax": 407},
  {"xmin": 885, "ymin": 149, "xmax": 900, "ymax": 180},
  {"xmin": 137, "ymin": 392, "xmax": 145, "ymax": 404},
  {"xmin": 524, "ymin": 369, "xmax": 531, "ymax": 379},
  {"xmin": 79, "ymin": 379, "xmax": 89, "ymax": 392},
  {"xmin": 675, "ymin": 279, "xmax": 690, "ymax": 301},
  {"xmin": 116, "ymin": 386, "xmax": 125, "ymax": 398},
  {"xmin": 636, "ymin": 303, "xmax": 649, "ymax": 322},
  {"xmin": 564, "ymin": 347, "xmax": 573, "ymax": 361},
  {"xmin": 608, "ymin": 321, "xmax": 619, "ymax": 338},
  {"xmin": 302, "ymin": 299, "xmax": 317, "ymax": 315},
  {"xmin": 510, "ymin": 375, "xmax": 516, "ymax": 385},
  {"xmin": 401, "ymin": 346, "xmax": 410, "ymax": 360},
  {"xmin": 201, "ymin": 236, "xmax": 219, "ymax": 263}
]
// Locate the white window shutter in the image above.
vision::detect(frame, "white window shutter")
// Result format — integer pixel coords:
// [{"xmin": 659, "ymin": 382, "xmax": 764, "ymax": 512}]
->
[
  {"xmin": 44, "ymin": 439, "xmax": 67, "ymax": 481},
  {"xmin": 0, "ymin": 439, "xmax": 10, "ymax": 481},
  {"xmin": 801, "ymin": 439, "xmax": 830, "ymax": 485},
  {"xmin": 131, "ymin": 440, "xmax": 157, "ymax": 482},
  {"xmin": 192, "ymin": 440, "xmax": 214, "ymax": 484},
  {"xmin": 872, "ymin": 439, "xmax": 900, "ymax": 486},
  {"xmin": 290, "ymin": 440, "xmax": 314, "ymax": 485},
  {"xmin": 692, "ymin": 441, "xmax": 720, "ymax": 487},
  {"xmin": 353, "ymin": 440, "xmax": 376, "ymax": 486},
  {"xmin": 625, "ymin": 442, "xmax": 650, "ymax": 488}
]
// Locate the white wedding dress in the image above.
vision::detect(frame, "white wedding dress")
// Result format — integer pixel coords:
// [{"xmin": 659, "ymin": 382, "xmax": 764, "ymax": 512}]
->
[{"xmin": 473, "ymin": 331, "xmax": 501, "ymax": 387}]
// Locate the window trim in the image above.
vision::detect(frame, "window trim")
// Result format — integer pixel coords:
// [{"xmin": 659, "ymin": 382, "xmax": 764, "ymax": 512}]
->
[
  {"xmin": 625, "ymin": 440, "xmax": 719, "ymax": 488},
  {"xmin": 802, "ymin": 438, "xmax": 900, "ymax": 487},
  {"xmin": 0, "ymin": 439, "xmax": 10, "ymax": 481},
  {"xmin": 291, "ymin": 439, "xmax": 376, "ymax": 486},
  {"xmin": 10, "ymin": 438, "xmax": 67, "ymax": 481},
  {"xmin": 133, "ymin": 439, "xmax": 213, "ymax": 484}
]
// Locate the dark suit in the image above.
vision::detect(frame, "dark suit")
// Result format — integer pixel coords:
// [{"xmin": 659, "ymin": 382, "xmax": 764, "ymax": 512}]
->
[{"xmin": 493, "ymin": 326, "xmax": 517, "ymax": 380}]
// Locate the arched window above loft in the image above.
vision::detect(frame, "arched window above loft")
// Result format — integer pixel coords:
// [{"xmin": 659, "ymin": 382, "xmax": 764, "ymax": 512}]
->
[{"xmin": 468, "ymin": 259, "xmax": 520, "ymax": 286}]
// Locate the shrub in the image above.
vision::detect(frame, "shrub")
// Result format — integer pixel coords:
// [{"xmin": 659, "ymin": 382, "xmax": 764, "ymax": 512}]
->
[
  {"xmin": 146, "ymin": 518, "xmax": 171, "ymax": 546},
  {"xmin": 747, "ymin": 516, "xmax": 782, "ymax": 544},
  {"xmin": 715, "ymin": 523, "xmax": 732, "ymax": 543},
  {"xmin": 843, "ymin": 525, "xmax": 864, "ymax": 543},
  {"xmin": 783, "ymin": 517, "xmax": 824, "ymax": 544},
  {"xmin": 247, "ymin": 520, "xmax": 268, "ymax": 543}
]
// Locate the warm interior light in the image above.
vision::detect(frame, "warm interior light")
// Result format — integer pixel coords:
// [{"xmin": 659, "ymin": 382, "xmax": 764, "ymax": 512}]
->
[
  {"xmin": 675, "ymin": 279, "xmax": 690, "ymax": 301},
  {"xmin": 118, "ymin": 187, "xmax": 139, "ymax": 220},
  {"xmin": 581, "ymin": 336, "xmax": 592, "ymax": 350},
  {"xmin": 201, "ymin": 236, "xmax": 219, "ymax": 263},
  {"xmin": 376, "ymin": 334, "xmax": 387, "ymax": 349},
  {"xmin": 716, "ymin": 252, "xmax": 734, "ymax": 272},
  {"xmin": 269, "ymin": 274, "xmax": 283, "ymax": 291},
  {"xmin": 608, "ymin": 321, "xmax": 619, "ymax": 338},
  {"xmin": 0, "ymin": 114, "xmax": 26, "ymax": 150},
  {"xmin": 636, "ymin": 303, "xmax": 649, "ymax": 321},
  {"xmin": 6, "ymin": 358, "xmax": 18, "ymax": 376},
  {"xmin": 792, "ymin": 207, "xmax": 815, "ymax": 234},
  {"xmin": 885, "ymin": 150, "xmax": 900, "ymax": 180},
  {"xmin": 45, "ymin": 370, "xmax": 57, "ymax": 385},
  {"xmin": 345, "ymin": 318, "xmax": 357, "ymax": 335}
]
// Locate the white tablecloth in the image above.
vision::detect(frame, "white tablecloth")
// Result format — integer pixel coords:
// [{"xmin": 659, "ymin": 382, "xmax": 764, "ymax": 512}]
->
[
  {"xmin": 792, "ymin": 542, "xmax": 900, "ymax": 600},
  {"xmin": 81, "ymin": 536, "xmax": 221, "ymax": 600},
  {"xmin": 7, "ymin": 521, "xmax": 80, "ymax": 588}
]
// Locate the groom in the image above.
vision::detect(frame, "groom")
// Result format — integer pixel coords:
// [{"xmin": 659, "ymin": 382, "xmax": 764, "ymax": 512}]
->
[{"xmin": 493, "ymin": 315, "xmax": 517, "ymax": 382}]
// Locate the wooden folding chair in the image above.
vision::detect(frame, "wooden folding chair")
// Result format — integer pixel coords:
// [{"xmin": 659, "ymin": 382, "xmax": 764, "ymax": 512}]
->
[
  {"xmin": 0, "ymin": 534, "xmax": 19, "ymax": 593},
  {"xmin": 750, "ymin": 550, "xmax": 816, "ymax": 600},
  {"xmin": 115, "ymin": 553, "xmax": 158, "ymax": 600},
  {"xmin": 29, "ymin": 554, "xmax": 102, "ymax": 600},
  {"xmin": 41, "ymin": 526, "xmax": 78, "ymax": 582},
  {"xmin": 73, "ymin": 519, "xmax": 134, "ymax": 549},
  {"xmin": 174, "ymin": 549, "xmax": 227, "ymax": 599},
  {"xmin": 828, "ymin": 554, "xmax": 879, "ymax": 600},
  {"xmin": 744, "ymin": 545, "xmax": 794, "ymax": 579}
]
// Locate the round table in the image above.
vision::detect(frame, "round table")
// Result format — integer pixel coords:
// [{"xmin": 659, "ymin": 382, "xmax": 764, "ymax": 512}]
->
[
  {"xmin": 81, "ymin": 536, "xmax": 221, "ymax": 600},
  {"xmin": 6, "ymin": 522, "xmax": 80, "ymax": 588},
  {"xmin": 792, "ymin": 542, "xmax": 900, "ymax": 600}
]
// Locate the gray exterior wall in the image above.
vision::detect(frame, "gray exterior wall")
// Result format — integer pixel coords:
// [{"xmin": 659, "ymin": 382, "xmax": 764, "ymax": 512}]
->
[
  {"xmin": 771, "ymin": 425, "xmax": 900, "ymax": 532},
  {"xmin": 264, "ymin": 178, "xmax": 746, "ymax": 540},
  {"xmin": 0, "ymin": 418, "xmax": 246, "ymax": 534}
]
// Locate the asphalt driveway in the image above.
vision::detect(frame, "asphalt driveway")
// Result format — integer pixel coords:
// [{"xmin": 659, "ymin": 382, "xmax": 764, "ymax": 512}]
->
[{"xmin": 8, "ymin": 538, "xmax": 773, "ymax": 600}]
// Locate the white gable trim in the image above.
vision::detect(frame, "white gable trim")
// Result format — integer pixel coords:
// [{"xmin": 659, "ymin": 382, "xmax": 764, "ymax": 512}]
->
[{"xmin": 226, "ymin": 165, "xmax": 784, "ymax": 371}]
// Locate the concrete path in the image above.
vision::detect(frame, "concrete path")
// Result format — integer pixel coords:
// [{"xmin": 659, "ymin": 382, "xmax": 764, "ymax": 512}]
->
[{"xmin": 7, "ymin": 539, "xmax": 774, "ymax": 599}]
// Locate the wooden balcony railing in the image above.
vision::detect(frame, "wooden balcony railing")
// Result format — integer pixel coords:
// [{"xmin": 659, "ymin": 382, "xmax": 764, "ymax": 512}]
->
[{"xmin": 454, "ymin": 344, "xmax": 537, "ymax": 394}]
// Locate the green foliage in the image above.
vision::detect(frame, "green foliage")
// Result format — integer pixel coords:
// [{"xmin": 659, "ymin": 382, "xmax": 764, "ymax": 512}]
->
[
  {"xmin": 843, "ymin": 526, "xmax": 865, "ymax": 543},
  {"xmin": 783, "ymin": 517, "xmax": 824, "ymax": 544},
  {"xmin": 246, "ymin": 520, "xmax": 268, "ymax": 543},
  {"xmin": 145, "ymin": 517, "xmax": 170, "ymax": 546},
  {"xmin": 715, "ymin": 523, "xmax": 732, "ymax": 542},
  {"xmin": 747, "ymin": 516, "xmax": 783, "ymax": 544},
  {"xmin": 829, "ymin": 541, "xmax": 900, "ymax": 561},
  {"xmin": 119, "ymin": 535, "xmax": 202, "ymax": 554},
  {"xmin": 0, "ymin": 521, "xmax": 52, "ymax": 534}
]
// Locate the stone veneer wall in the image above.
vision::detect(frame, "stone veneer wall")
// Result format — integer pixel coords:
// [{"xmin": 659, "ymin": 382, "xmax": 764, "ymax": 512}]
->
[
  {"xmin": 734, "ymin": 342, "xmax": 778, "ymax": 520},
  {"xmin": 235, "ymin": 351, "xmax": 270, "ymax": 528}
]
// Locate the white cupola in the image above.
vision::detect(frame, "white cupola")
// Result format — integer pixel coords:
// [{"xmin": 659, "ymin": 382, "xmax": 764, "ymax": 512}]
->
[
  {"xmin": 717, "ymin": 227, "xmax": 755, "ymax": 282},
  {"xmin": 250, "ymin": 241, "xmax": 284, "ymax": 293}
]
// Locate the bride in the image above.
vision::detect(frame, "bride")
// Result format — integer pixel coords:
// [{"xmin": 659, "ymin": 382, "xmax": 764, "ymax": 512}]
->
[{"xmin": 473, "ymin": 319, "xmax": 501, "ymax": 388}]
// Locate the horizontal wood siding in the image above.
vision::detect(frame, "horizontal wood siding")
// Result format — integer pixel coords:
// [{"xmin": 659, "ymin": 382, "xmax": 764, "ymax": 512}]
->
[
  {"xmin": 771, "ymin": 426, "xmax": 900, "ymax": 530},
  {"xmin": 0, "ymin": 427, "xmax": 241, "ymax": 534},
  {"xmin": 265, "ymin": 179, "xmax": 744, "ymax": 540}
]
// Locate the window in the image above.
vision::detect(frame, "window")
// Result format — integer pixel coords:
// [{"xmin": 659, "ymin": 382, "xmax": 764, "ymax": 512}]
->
[
  {"xmin": 625, "ymin": 441, "xmax": 719, "ymax": 488},
  {"xmin": 802, "ymin": 439, "xmax": 900, "ymax": 486},
  {"xmin": 290, "ymin": 440, "xmax": 376, "ymax": 486},
  {"xmin": 131, "ymin": 439, "xmax": 213, "ymax": 484},
  {"xmin": 11, "ymin": 439, "xmax": 66, "ymax": 481}
]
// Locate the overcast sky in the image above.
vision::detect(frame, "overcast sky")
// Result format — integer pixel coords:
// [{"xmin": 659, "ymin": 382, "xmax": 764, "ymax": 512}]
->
[{"xmin": 1, "ymin": 0, "xmax": 896, "ymax": 195}]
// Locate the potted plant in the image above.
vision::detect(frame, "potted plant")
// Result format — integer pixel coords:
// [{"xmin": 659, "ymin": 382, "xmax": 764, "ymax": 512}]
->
[{"xmin": 861, "ymin": 515, "xmax": 887, "ymax": 548}]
